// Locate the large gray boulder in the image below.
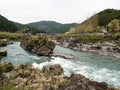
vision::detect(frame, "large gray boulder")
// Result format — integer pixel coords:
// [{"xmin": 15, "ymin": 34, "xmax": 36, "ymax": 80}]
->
[
  {"xmin": 58, "ymin": 74, "xmax": 114, "ymax": 90},
  {"xmin": 42, "ymin": 64, "xmax": 63, "ymax": 75}
]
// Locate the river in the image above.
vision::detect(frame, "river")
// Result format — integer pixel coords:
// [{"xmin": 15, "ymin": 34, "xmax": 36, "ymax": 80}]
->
[{"xmin": 0, "ymin": 42, "xmax": 120, "ymax": 88}]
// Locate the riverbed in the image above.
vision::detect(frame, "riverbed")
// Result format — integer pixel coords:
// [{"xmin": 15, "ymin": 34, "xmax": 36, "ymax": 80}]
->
[{"xmin": 0, "ymin": 42, "xmax": 120, "ymax": 88}]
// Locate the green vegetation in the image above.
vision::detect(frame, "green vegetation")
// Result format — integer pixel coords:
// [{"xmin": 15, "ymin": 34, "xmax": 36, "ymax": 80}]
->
[
  {"xmin": 70, "ymin": 9, "xmax": 120, "ymax": 34},
  {"xmin": 0, "ymin": 15, "xmax": 17, "ymax": 32},
  {"xmin": 0, "ymin": 32, "xmax": 22, "ymax": 40},
  {"xmin": 74, "ymin": 15, "xmax": 98, "ymax": 33},
  {"xmin": 108, "ymin": 19, "xmax": 120, "ymax": 32},
  {"xmin": 117, "ymin": 42, "xmax": 120, "ymax": 46},
  {"xmin": 27, "ymin": 21, "xmax": 75, "ymax": 34},
  {"xmin": 0, "ymin": 84, "xmax": 16, "ymax": 90},
  {"xmin": 58, "ymin": 32, "xmax": 120, "ymax": 44},
  {"xmin": 98, "ymin": 9, "xmax": 120, "ymax": 26},
  {"xmin": 0, "ymin": 65, "xmax": 3, "ymax": 75},
  {"xmin": 14, "ymin": 22, "xmax": 46, "ymax": 34},
  {"xmin": 55, "ymin": 23, "xmax": 76, "ymax": 34},
  {"xmin": 0, "ymin": 15, "xmax": 46, "ymax": 35}
]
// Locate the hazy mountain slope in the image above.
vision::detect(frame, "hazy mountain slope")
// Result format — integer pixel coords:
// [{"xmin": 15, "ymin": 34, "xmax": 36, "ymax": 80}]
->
[
  {"xmin": 28, "ymin": 21, "xmax": 62, "ymax": 30},
  {"xmin": 27, "ymin": 21, "xmax": 75, "ymax": 34},
  {"xmin": 14, "ymin": 22, "xmax": 46, "ymax": 34}
]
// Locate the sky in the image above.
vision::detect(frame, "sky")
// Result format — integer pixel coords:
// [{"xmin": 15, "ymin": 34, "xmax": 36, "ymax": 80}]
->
[{"xmin": 0, "ymin": 0, "xmax": 120, "ymax": 24}]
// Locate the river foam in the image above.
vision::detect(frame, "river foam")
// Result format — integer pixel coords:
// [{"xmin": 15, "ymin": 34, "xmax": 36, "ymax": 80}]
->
[
  {"xmin": 32, "ymin": 56, "xmax": 120, "ymax": 88},
  {"xmin": 1, "ymin": 42, "xmax": 120, "ymax": 88}
]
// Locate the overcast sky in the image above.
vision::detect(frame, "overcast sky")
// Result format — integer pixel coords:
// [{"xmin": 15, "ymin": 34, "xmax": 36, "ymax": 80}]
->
[{"xmin": 0, "ymin": 0, "xmax": 120, "ymax": 24}]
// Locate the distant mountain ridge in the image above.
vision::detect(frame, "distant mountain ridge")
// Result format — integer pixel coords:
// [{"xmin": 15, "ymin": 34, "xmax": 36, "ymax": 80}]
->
[
  {"xmin": 0, "ymin": 15, "xmax": 75, "ymax": 34},
  {"xmin": 27, "ymin": 21, "xmax": 75, "ymax": 34},
  {"xmin": 0, "ymin": 14, "xmax": 46, "ymax": 34},
  {"xmin": 28, "ymin": 21, "xmax": 62, "ymax": 30},
  {"xmin": 1, "ymin": 9, "xmax": 119, "ymax": 35},
  {"xmin": 14, "ymin": 22, "xmax": 46, "ymax": 34}
]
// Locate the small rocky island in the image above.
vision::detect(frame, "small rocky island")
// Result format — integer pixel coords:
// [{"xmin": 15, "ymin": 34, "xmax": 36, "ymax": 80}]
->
[{"xmin": 20, "ymin": 35, "xmax": 55, "ymax": 56}]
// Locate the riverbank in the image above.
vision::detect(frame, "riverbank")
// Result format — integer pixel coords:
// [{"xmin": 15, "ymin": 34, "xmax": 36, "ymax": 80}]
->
[
  {"xmin": 0, "ymin": 62, "xmax": 117, "ymax": 90},
  {"xmin": 53, "ymin": 34, "xmax": 120, "ymax": 59},
  {"xmin": 1, "ymin": 42, "xmax": 120, "ymax": 88},
  {"xmin": 55, "ymin": 41, "xmax": 120, "ymax": 59}
]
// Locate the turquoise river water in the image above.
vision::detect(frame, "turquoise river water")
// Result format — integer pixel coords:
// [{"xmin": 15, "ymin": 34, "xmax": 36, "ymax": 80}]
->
[{"xmin": 0, "ymin": 42, "xmax": 120, "ymax": 88}]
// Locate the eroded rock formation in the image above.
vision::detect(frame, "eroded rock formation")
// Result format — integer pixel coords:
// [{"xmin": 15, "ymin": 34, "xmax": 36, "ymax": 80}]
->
[{"xmin": 20, "ymin": 35, "xmax": 55, "ymax": 56}]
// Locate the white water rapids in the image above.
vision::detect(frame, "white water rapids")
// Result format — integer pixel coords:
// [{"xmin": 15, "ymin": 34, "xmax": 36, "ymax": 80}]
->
[{"xmin": 1, "ymin": 42, "xmax": 120, "ymax": 88}]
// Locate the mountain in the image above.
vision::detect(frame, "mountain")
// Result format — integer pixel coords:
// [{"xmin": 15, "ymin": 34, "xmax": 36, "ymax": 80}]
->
[
  {"xmin": 14, "ymin": 22, "xmax": 46, "ymax": 34},
  {"xmin": 69, "ymin": 9, "xmax": 120, "ymax": 33},
  {"xmin": 0, "ymin": 15, "xmax": 17, "ymax": 32},
  {"xmin": 0, "ymin": 14, "xmax": 46, "ymax": 34},
  {"xmin": 0, "ymin": 15, "xmax": 75, "ymax": 34},
  {"xmin": 27, "ymin": 21, "xmax": 75, "ymax": 34},
  {"xmin": 28, "ymin": 21, "xmax": 62, "ymax": 30}
]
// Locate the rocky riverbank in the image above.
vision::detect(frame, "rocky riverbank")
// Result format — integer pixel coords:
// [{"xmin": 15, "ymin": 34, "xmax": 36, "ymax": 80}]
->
[
  {"xmin": 0, "ymin": 62, "xmax": 117, "ymax": 90},
  {"xmin": 53, "ymin": 36, "xmax": 120, "ymax": 59},
  {"xmin": 0, "ymin": 50, "xmax": 7, "ymax": 57},
  {"xmin": 51, "ymin": 52, "xmax": 74, "ymax": 59},
  {"xmin": 0, "ymin": 39, "xmax": 13, "ymax": 47},
  {"xmin": 20, "ymin": 35, "xmax": 55, "ymax": 56}
]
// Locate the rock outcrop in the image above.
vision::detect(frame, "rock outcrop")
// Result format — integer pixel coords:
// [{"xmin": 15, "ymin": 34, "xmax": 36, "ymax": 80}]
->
[
  {"xmin": 20, "ymin": 35, "xmax": 55, "ymax": 56},
  {"xmin": 0, "ymin": 62, "xmax": 13, "ymax": 73},
  {"xmin": 0, "ymin": 62, "xmax": 117, "ymax": 90},
  {"xmin": 0, "ymin": 39, "xmax": 13, "ymax": 47},
  {"xmin": 52, "ymin": 52, "xmax": 74, "ymax": 59},
  {"xmin": 53, "ymin": 36, "xmax": 120, "ymax": 59},
  {"xmin": 0, "ymin": 50, "xmax": 7, "ymax": 56},
  {"xmin": 58, "ymin": 74, "xmax": 114, "ymax": 90},
  {"xmin": 0, "ymin": 39, "xmax": 8, "ymax": 46}
]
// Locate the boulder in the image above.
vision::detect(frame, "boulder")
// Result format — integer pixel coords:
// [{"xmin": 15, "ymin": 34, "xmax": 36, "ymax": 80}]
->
[
  {"xmin": 0, "ymin": 50, "xmax": 7, "ymax": 56},
  {"xmin": 113, "ymin": 47, "xmax": 120, "ymax": 52},
  {"xmin": 58, "ymin": 74, "xmax": 114, "ymax": 90},
  {"xmin": 36, "ymin": 41, "xmax": 55, "ymax": 56},
  {"xmin": 52, "ymin": 52, "xmax": 74, "ymax": 59},
  {"xmin": 15, "ymin": 64, "xmax": 32, "ymax": 78},
  {"xmin": 1, "ymin": 62, "xmax": 14, "ymax": 72},
  {"xmin": 90, "ymin": 45, "xmax": 102, "ymax": 50},
  {"xmin": 0, "ymin": 39, "xmax": 8, "ymax": 46},
  {"xmin": 20, "ymin": 35, "xmax": 56, "ymax": 56},
  {"xmin": 42, "ymin": 64, "xmax": 63, "ymax": 75}
]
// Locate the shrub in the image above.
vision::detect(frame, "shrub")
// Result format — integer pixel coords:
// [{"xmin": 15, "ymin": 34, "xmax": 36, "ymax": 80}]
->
[{"xmin": 0, "ymin": 31, "xmax": 22, "ymax": 40}]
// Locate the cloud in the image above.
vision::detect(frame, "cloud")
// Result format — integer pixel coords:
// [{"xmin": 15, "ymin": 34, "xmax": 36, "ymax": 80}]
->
[{"xmin": 0, "ymin": 0, "xmax": 120, "ymax": 24}]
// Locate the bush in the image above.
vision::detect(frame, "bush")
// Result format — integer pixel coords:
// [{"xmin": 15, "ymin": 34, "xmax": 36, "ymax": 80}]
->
[
  {"xmin": 0, "ymin": 65, "xmax": 3, "ymax": 75},
  {"xmin": 0, "ymin": 31, "xmax": 22, "ymax": 40}
]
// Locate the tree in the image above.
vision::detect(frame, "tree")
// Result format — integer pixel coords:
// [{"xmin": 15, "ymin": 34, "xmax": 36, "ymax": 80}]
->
[{"xmin": 108, "ymin": 19, "xmax": 120, "ymax": 32}]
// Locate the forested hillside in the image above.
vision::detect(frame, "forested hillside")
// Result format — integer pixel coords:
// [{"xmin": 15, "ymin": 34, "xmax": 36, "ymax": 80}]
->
[
  {"xmin": 0, "ymin": 14, "xmax": 46, "ymax": 34},
  {"xmin": 69, "ymin": 9, "xmax": 120, "ymax": 33},
  {"xmin": 27, "ymin": 21, "xmax": 75, "ymax": 34},
  {"xmin": 0, "ymin": 15, "xmax": 17, "ymax": 32}
]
